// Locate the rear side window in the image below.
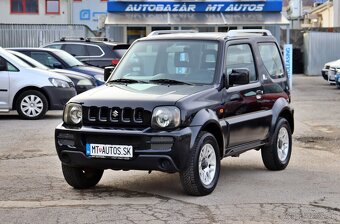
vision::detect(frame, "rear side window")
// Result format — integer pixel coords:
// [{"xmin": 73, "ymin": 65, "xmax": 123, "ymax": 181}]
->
[
  {"xmin": 85, "ymin": 45, "xmax": 103, "ymax": 56},
  {"xmin": 258, "ymin": 43, "xmax": 284, "ymax": 79},
  {"xmin": 63, "ymin": 44, "xmax": 87, "ymax": 57},
  {"xmin": 45, "ymin": 44, "xmax": 63, "ymax": 49}
]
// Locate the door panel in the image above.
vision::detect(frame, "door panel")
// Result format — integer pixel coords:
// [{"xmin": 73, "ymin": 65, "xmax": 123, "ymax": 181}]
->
[
  {"xmin": 0, "ymin": 71, "xmax": 10, "ymax": 109},
  {"xmin": 222, "ymin": 42, "xmax": 271, "ymax": 148}
]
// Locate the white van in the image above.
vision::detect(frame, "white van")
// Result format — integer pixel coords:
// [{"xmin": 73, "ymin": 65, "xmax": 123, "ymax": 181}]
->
[{"xmin": 0, "ymin": 47, "xmax": 76, "ymax": 119}]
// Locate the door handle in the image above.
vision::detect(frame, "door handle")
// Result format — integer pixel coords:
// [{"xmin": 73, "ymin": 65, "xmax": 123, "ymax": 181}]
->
[{"xmin": 256, "ymin": 90, "xmax": 263, "ymax": 100}]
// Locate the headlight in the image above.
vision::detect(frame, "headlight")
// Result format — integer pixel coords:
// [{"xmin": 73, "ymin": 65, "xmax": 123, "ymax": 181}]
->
[
  {"xmin": 63, "ymin": 103, "xmax": 82, "ymax": 125},
  {"xmin": 49, "ymin": 78, "xmax": 70, "ymax": 88},
  {"xmin": 151, "ymin": 106, "xmax": 180, "ymax": 129},
  {"xmin": 94, "ymin": 75, "xmax": 104, "ymax": 82},
  {"xmin": 77, "ymin": 79, "xmax": 93, "ymax": 86}
]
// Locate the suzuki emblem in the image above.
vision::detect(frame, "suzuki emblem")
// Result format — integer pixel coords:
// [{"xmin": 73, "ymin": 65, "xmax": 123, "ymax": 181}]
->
[{"xmin": 112, "ymin": 110, "xmax": 119, "ymax": 118}]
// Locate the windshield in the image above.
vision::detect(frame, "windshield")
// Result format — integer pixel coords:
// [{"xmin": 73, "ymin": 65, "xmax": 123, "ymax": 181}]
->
[
  {"xmin": 110, "ymin": 40, "xmax": 218, "ymax": 85},
  {"xmin": 54, "ymin": 50, "xmax": 84, "ymax": 67}
]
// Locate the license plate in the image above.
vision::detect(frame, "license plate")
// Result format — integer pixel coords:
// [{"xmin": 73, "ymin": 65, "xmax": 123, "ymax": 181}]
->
[{"xmin": 86, "ymin": 143, "xmax": 133, "ymax": 159}]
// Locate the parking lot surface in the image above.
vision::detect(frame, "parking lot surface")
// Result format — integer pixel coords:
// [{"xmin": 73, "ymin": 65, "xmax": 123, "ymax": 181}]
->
[{"xmin": 0, "ymin": 75, "xmax": 340, "ymax": 223}]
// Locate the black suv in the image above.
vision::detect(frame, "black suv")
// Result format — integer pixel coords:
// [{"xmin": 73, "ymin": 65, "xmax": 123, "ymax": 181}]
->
[
  {"xmin": 43, "ymin": 37, "xmax": 129, "ymax": 68},
  {"xmin": 55, "ymin": 30, "xmax": 294, "ymax": 196}
]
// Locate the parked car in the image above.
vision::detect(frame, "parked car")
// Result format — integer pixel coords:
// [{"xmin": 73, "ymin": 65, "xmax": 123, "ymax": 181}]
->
[
  {"xmin": 0, "ymin": 48, "xmax": 76, "ymax": 119},
  {"xmin": 322, "ymin": 59, "xmax": 340, "ymax": 83},
  {"xmin": 335, "ymin": 73, "xmax": 340, "ymax": 88},
  {"xmin": 9, "ymin": 48, "xmax": 105, "ymax": 86},
  {"xmin": 42, "ymin": 37, "xmax": 130, "ymax": 68},
  {"xmin": 8, "ymin": 50, "xmax": 96, "ymax": 94},
  {"xmin": 328, "ymin": 65, "xmax": 340, "ymax": 84},
  {"xmin": 55, "ymin": 30, "xmax": 294, "ymax": 196}
]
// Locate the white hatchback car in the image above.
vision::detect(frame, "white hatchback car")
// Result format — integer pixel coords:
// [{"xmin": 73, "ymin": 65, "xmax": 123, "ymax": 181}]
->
[
  {"xmin": 0, "ymin": 47, "xmax": 76, "ymax": 119},
  {"xmin": 322, "ymin": 59, "xmax": 340, "ymax": 84}
]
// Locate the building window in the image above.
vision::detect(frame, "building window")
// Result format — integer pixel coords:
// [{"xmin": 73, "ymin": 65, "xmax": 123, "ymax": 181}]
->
[
  {"xmin": 46, "ymin": 0, "xmax": 59, "ymax": 14},
  {"xmin": 11, "ymin": 0, "xmax": 39, "ymax": 14}
]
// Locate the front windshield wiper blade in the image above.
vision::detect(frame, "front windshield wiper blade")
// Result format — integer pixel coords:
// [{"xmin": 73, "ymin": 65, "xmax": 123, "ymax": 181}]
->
[
  {"xmin": 149, "ymin": 79, "xmax": 193, "ymax": 85},
  {"xmin": 107, "ymin": 78, "xmax": 146, "ymax": 84}
]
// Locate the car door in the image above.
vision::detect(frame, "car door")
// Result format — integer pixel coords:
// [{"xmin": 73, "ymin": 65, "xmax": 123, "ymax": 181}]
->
[
  {"xmin": 222, "ymin": 41, "xmax": 271, "ymax": 148},
  {"xmin": 0, "ymin": 57, "xmax": 10, "ymax": 109}
]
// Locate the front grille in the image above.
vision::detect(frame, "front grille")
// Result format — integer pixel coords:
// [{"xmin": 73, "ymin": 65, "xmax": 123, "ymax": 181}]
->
[{"xmin": 83, "ymin": 106, "xmax": 151, "ymax": 127}]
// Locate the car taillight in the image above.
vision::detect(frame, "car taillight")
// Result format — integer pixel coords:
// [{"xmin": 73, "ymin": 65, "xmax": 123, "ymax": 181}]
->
[{"xmin": 112, "ymin": 59, "xmax": 119, "ymax": 65}]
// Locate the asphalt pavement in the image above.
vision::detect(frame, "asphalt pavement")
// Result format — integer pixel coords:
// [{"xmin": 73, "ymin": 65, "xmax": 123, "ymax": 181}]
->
[{"xmin": 0, "ymin": 75, "xmax": 339, "ymax": 223}]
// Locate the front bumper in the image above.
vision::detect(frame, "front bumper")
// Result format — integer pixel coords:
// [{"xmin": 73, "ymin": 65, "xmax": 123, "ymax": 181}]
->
[
  {"xmin": 43, "ymin": 87, "xmax": 77, "ymax": 110},
  {"xmin": 55, "ymin": 124, "xmax": 196, "ymax": 172},
  {"xmin": 321, "ymin": 69, "xmax": 328, "ymax": 80}
]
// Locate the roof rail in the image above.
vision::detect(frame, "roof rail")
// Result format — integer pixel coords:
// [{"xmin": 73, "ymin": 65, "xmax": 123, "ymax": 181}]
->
[
  {"xmin": 226, "ymin": 29, "xmax": 272, "ymax": 37},
  {"xmin": 148, "ymin": 30, "xmax": 198, "ymax": 36},
  {"xmin": 60, "ymin": 37, "xmax": 85, "ymax": 41},
  {"xmin": 85, "ymin": 37, "xmax": 110, "ymax": 42}
]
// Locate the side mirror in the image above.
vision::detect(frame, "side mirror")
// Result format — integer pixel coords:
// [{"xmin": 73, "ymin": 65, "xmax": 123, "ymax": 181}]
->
[
  {"xmin": 53, "ymin": 62, "xmax": 63, "ymax": 69},
  {"xmin": 104, "ymin": 66, "xmax": 115, "ymax": 81},
  {"xmin": 229, "ymin": 69, "xmax": 250, "ymax": 86}
]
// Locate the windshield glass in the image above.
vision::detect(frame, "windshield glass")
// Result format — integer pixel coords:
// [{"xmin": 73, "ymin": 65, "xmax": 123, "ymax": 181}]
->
[
  {"xmin": 110, "ymin": 40, "xmax": 218, "ymax": 85},
  {"xmin": 54, "ymin": 50, "xmax": 84, "ymax": 67}
]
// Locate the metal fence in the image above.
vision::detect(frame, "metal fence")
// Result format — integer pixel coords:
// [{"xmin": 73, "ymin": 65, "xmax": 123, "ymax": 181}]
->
[
  {"xmin": 304, "ymin": 31, "xmax": 340, "ymax": 76},
  {"xmin": 0, "ymin": 24, "xmax": 95, "ymax": 48}
]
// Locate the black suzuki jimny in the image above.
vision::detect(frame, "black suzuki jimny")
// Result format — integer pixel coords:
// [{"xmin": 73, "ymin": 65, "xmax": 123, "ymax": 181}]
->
[{"xmin": 55, "ymin": 30, "xmax": 294, "ymax": 196}]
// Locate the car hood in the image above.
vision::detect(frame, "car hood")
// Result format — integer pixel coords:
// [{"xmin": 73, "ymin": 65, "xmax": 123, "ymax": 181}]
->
[
  {"xmin": 25, "ymin": 67, "xmax": 72, "ymax": 82},
  {"xmin": 71, "ymin": 66, "xmax": 104, "ymax": 76},
  {"xmin": 70, "ymin": 83, "xmax": 212, "ymax": 109},
  {"xmin": 52, "ymin": 69, "xmax": 94, "ymax": 81},
  {"xmin": 326, "ymin": 59, "xmax": 340, "ymax": 67}
]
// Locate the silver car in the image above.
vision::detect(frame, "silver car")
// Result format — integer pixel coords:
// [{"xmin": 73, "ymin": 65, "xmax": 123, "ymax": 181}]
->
[{"xmin": 0, "ymin": 48, "xmax": 76, "ymax": 119}]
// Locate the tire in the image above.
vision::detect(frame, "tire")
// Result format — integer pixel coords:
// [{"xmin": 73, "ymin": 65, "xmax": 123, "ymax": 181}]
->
[
  {"xmin": 16, "ymin": 90, "xmax": 48, "ymax": 120},
  {"xmin": 180, "ymin": 132, "xmax": 220, "ymax": 196},
  {"xmin": 62, "ymin": 164, "xmax": 104, "ymax": 189},
  {"xmin": 261, "ymin": 118, "xmax": 292, "ymax": 171}
]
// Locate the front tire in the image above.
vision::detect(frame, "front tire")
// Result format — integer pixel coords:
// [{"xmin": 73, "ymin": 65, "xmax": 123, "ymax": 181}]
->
[
  {"xmin": 62, "ymin": 164, "xmax": 104, "ymax": 189},
  {"xmin": 16, "ymin": 90, "xmax": 48, "ymax": 120},
  {"xmin": 261, "ymin": 118, "xmax": 292, "ymax": 170},
  {"xmin": 180, "ymin": 132, "xmax": 220, "ymax": 196}
]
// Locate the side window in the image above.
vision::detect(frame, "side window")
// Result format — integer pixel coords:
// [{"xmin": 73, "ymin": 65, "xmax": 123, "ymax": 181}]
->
[
  {"xmin": 258, "ymin": 43, "xmax": 284, "ymax": 79},
  {"xmin": 30, "ymin": 52, "xmax": 60, "ymax": 68},
  {"xmin": 63, "ymin": 44, "xmax": 87, "ymax": 57},
  {"xmin": 85, "ymin": 45, "xmax": 103, "ymax": 56},
  {"xmin": 225, "ymin": 44, "xmax": 257, "ymax": 82},
  {"xmin": 0, "ymin": 57, "xmax": 18, "ymax": 72},
  {"xmin": 0, "ymin": 57, "xmax": 7, "ymax": 71},
  {"xmin": 45, "ymin": 44, "xmax": 63, "ymax": 49}
]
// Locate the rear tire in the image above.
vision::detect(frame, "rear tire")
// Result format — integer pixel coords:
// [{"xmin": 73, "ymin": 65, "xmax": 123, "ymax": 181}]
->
[
  {"xmin": 180, "ymin": 132, "xmax": 220, "ymax": 196},
  {"xmin": 62, "ymin": 164, "xmax": 103, "ymax": 189},
  {"xmin": 16, "ymin": 90, "xmax": 48, "ymax": 120},
  {"xmin": 261, "ymin": 118, "xmax": 292, "ymax": 171}
]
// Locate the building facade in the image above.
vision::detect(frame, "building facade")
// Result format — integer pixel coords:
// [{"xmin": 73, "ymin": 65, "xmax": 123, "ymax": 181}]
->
[
  {"xmin": 105, "ymin": 0, "xmax": 289, "ymax": 43},
  {"xmin": 0, "ymin": 0, "xmax": 70, "ymax": 24}
]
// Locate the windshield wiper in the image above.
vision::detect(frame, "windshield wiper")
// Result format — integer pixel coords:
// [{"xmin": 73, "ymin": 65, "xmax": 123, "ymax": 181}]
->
[
  {"xmin": 149, "ymin": 79, "xmax": 192, "ymax": 85},
  {"xmin": 107, "ymin": 78, "xmax": 146, "ymax": 84}
]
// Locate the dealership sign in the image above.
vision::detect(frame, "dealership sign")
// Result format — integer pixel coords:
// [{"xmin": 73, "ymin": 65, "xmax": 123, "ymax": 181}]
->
[{"xmin": 107, "ymin": 0, "xmax": 282, "ymax": 13}]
